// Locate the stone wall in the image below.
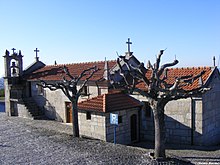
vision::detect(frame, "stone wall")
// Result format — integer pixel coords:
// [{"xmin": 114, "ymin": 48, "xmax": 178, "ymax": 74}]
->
[
  {"xmin": 133, "ymin": 94, "xmax": 203, "ymax": 145},
  {"xmin": 78, "ymin": 107, "xmax": 140, "ymax": 144},
  {"xmin": 17, "ymin": 102, "xmax": 33, "ymax": 119},
  {"xmin": 30, "ymin": 81, "xmax": 108, "ymax": 122},
  {"xmin": 165, "ymin": 98, "xmax": 197, "ymax": 145},
  {"xmin": 202, "ymin": 73, "xmax": 220, "ymax": 145},
  {"xmin": 134, "ymin": 71, "xmax": 220, "ymax": 146},
  {"xmin": 78, "ymin": 111, "xmax": 106, "ymax": 141},
  {"xmin": 105, "ymin": 108, "xmax": 140, "ymax": 145}
]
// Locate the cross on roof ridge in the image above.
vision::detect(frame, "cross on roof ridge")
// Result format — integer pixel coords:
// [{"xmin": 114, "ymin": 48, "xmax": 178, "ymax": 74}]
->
[
  {"xmin": 34, "ymin": 48, "xmax": 40, "ymax": 58},
  {"xmin": 126, "ymin": 38, "xmax": 132, "ymax": 53}
]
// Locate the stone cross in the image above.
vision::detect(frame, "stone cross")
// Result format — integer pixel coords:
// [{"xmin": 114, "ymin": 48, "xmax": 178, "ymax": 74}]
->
[
  {"xmin": 126, "ymin": 38, "xmax": 132, "ymax": 53},
  {"xmin": 12, "ymin": 48, "xmax": 16, "ymax": 54},
  {"xmin": 34, "ymin": 48, "xmax": 40, "ymax": 58}
]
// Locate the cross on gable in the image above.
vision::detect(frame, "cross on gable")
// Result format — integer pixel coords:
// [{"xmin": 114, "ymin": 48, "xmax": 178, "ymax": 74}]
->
[
  {"xmin": 126, "ymin": 38, "xmax": 132, "ymax": 53},
  {"xmin": 34, "ymin": 48, "xmax": 40, "ymax": 58},
  {"xmin": 11, "ymin": 48, "xmax": 16, "ymax": 54}
]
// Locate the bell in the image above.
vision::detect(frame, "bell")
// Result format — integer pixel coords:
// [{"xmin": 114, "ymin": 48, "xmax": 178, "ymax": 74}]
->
[
  {"xmin": 12, "ymin": 68, "xmax": 16, "ymax": 75},
  {"xmin": 12, "ymin": 62, "xmax": 16, "ymax": 67}
]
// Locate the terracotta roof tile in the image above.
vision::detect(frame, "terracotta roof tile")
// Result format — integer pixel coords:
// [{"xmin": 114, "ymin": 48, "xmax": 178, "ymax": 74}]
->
[
  {"xmin": 78, "ymin": 91, "xmax": 142, "ymax": 113},
  {"xmin": 136, "ymin": 67, "xmax": 214, "ymax": 91},
  {"xmin": 27, "ymin": 60, "xmax": 116, "ymax": 81}
]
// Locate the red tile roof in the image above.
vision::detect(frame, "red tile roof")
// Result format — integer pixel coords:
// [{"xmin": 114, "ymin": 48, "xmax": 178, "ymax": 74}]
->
[
  {"xmin": 27, "ymin": 60, "xmax": 116, "ymax": 81},
  {"xmin": 78, "ymin": 91, "xmax": 142, "ymax": 113},
  {"xmin": 136, "ymin": 67, "xmax": 215, "ymax": 91}
]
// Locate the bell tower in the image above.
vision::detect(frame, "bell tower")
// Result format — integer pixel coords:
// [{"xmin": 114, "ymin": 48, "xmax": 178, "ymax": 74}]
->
[
  {"xmin": 3, "ymin": 48, "xmax": 23, "ymax": 78},
  {"xmin": 3, "ymin": 48, "xmax": 24, "ymax": 116}
]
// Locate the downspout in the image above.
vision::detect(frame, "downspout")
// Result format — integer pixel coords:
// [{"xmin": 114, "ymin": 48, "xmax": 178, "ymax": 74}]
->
[
  {"xmin": 191, "ymin": 97, "xmax": 194, "ymax": 145},
  {"xmin": 138, "ymin": 106, "xmax": 141, "ymax": 142}
]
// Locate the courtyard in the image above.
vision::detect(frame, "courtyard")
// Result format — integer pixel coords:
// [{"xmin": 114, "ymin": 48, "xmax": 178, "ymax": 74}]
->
[{"xmin": 0, "ymin": 113, "xmax": 220, "ymax": 164}]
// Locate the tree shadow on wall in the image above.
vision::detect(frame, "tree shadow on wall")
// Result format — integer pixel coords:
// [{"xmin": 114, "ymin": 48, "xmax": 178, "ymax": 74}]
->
[{"xmin": 133, "ymin": 114, "xmax": 220, "ymax": 151}]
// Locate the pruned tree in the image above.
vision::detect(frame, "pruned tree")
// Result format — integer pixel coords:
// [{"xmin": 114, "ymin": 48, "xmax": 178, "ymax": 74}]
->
[
  {"xmin": 113, "ymin": 50, "xmax": 209, "ymax": 159},
  {"xmin": 39, "ymin": 65, "xmax": 99, "ymax": 137}
]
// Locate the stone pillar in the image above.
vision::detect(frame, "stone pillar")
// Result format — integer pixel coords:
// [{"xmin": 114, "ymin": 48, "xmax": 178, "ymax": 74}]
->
[
  {"xmin": 4, "ymin": 79, "xmax": 11, "ymax": 116},
  {"xmin": 17, "ymin": 50, "xmax": 23, "ymax": 76},
  {"xmin": 3, "ymin": 50, "xmax": 11, "ymax": 78},
  {"xmin": 3, "ymin": 50, "xmax": 11, "ymax": 116}
]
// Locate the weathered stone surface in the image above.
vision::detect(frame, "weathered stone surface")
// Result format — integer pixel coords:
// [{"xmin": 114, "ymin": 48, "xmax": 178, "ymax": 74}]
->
[{"xmin": 0, "ymin": 113, "xmax": 150, "ymax": 165}]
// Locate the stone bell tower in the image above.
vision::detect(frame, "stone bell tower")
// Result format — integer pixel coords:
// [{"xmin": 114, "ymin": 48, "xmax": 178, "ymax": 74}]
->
[
  {"xmin": 4, "ymin": 48, "xmax": 23, "ymax": 78},
  {"xmin": 3, "ymin": 48, "xmax": 24, "ymax": 116}
]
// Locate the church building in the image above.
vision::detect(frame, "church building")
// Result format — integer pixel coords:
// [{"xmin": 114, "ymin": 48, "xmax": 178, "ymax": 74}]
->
[{"xmin": 3, "ymin": 44, "xmax": 220, "ymax": 146}]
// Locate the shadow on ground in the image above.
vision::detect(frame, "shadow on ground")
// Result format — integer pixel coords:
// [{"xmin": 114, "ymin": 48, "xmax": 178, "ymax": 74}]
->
[{"xmin": 131, "ymin": 141, "xmax": 220, "ymax": 151}]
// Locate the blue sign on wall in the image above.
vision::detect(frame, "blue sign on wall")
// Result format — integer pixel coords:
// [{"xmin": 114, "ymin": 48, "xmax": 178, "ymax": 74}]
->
[{"xmin": 110, "ymin": 113, "xmax": 118, "ymax": 125}]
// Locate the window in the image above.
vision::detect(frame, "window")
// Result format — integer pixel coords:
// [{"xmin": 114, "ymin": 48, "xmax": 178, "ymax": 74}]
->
[
  {"xmin": 81, "ymin": 86, "xmax": 88, "ymax": 96},
  {"xmin": 118, "ymin": 116, "xmax": 122, "ymax": 124},
  {"xmin": 143, "ymin": 102, "xmax": 152, "ymax": 118},
  {"xmin": 37, "ymin": 85, "xmax": 45, "ymax": 96},
  {"xmin": 86, "ymin": 111, "xmax": 91, "ymax": 120}
]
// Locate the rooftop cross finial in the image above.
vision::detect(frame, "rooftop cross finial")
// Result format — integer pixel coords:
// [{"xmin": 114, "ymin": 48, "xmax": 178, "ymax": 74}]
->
[
  {"xmin": 213, "ymin": 56, "xmax": 216, "ymax": 67},
  {"xmin": 126, "ymin": 38, "xmax": 132, "ymax": 53},
  {"xmin": 12, "ymin": 48, "xmax": 16, "ymax": 54},
  {"xmin": 34, "ymin": 48, "xmax": 40, "ymax": 58}
]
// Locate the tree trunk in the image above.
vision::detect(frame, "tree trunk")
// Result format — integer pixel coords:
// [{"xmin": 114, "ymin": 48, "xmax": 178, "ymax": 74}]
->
[
  {"xmin": 71, "ymin": 100, "xmax": 79, "ymax": 137},
  {"xmin": 153, "ymin": 104, "xmax": 166, "ymax": 159}
]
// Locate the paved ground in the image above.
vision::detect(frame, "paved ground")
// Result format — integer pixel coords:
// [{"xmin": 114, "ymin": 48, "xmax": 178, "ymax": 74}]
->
[
  {"xmin": 1, "ymin": 113, "xmax": 220, "ymax": 165},
  {"xmin": 0, "ymin": 113, "xmax": 150, "ymax": 165}
]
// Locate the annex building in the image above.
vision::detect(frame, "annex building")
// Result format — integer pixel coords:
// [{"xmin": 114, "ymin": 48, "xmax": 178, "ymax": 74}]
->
[{"xmin": 3, "ymin": 48, "xmax": 220, "ymax": 146}]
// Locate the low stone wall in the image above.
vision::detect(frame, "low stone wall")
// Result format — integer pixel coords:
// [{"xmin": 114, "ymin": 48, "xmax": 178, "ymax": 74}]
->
[{"xmin": 17, "ymin": 104, "xmax": 31, "ymax": 118}]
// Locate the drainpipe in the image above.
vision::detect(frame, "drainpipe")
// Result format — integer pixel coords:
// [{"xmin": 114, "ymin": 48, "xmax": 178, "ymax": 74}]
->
[
  {"xmin": 191, "ymin": 97, "xmax": 194, "ymax": 145},
  {"xmin": 138, "ymin": 106, "xmax": 141, "ymax": 142}
]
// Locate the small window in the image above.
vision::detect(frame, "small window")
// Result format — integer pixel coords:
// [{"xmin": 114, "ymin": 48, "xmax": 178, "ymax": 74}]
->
[
  {"xmin": 37, "ymin": 85, "xmax": 45, "ymax": 96},
  {"xmin": 86, "ymin": 111, "xmax": 91, "ymax": 120},
  {"xmin": 118, "ymin": 116, "xmax": 122, "ymax": 124},
  {"xmin": 144, "ymin": 102, "xmax": 152, "ymax": 118},
  {"xmin": 81, "ymin": 86, "xmax": 88, "ymax": 96}
]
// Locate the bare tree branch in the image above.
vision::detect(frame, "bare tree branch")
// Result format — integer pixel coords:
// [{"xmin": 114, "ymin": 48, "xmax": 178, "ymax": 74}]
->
[
  {"xmin": 38, "ymin": 65, "xmax": 99, "ymax": 138},
  {"xmin": 63, "ymin": 65, "xmax": 74, "ymax": 80},
  {"xmin": 112, "ymin": 48, "xmax": 209, "ymax": 159},
  {"xmin": 158, "ymin": 59, "xmax": 179, "ymax": 77},
  {"xmin": 78, "ymin": 66, "xmax": 99, "ymax": 95}
]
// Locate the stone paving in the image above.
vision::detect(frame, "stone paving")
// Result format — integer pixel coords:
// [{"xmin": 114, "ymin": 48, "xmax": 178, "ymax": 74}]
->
[
  {"xmin": 0, "ymin": 113, "xmax": 150, "ymax": 165},
  {"xmin": 1, "ymin": 113, "xmax": 220, "ymax": 165}
]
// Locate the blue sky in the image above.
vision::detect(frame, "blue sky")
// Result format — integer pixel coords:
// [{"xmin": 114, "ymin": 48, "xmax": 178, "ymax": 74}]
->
[{"xmin": 0, "ymin": 0, "xmax": 220, "ymax": 77}]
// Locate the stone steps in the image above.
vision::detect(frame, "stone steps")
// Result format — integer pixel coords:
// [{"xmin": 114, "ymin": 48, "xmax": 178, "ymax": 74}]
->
[{"xmin": 22, "ymin": 98, "xmax": 45, "ymax": 119}]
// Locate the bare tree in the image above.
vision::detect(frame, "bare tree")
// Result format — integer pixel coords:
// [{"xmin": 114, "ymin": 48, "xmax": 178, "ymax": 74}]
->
[
  {"xmin": 113, "ymin": 50, "xmax": 209, "ymax": 159},
  {"xmin": 39, "ymin": 65, "xmax": 99, "ymax": 137}
]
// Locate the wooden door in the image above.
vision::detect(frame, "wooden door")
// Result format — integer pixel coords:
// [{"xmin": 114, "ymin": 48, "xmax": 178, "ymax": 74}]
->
[{"xmin": 66, "ymin": 102, "xmax": 72, "ymax": 123}]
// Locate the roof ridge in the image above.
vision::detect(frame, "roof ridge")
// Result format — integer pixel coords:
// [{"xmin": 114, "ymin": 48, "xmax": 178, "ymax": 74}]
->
[
  {"xmin": 203, "ymin": 66, "xmax": 218, "ymax": 86},
  {"xmin": 44, "ymin": 60, "xmax": 116, "ymax": 67},
  {"xmin": 169, "ymin": 66, "xmax": 212, "ymax": 70}
]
